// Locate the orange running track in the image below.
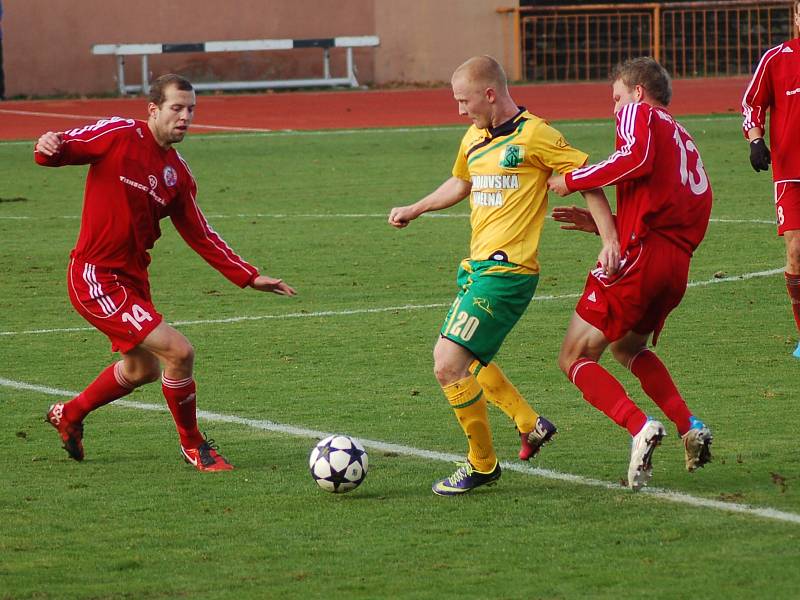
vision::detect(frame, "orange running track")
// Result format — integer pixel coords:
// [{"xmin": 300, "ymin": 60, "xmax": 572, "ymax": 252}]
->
[{"xmin": 0, "ymin": 77, "xmax": 749, "ymax": 141}]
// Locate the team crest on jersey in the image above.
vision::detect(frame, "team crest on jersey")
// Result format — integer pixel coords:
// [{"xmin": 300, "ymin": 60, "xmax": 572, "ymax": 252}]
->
[
  {"xmin": 163, "ymin": 166, "xmax": 178, "ymax": 187},
  {"xmin": 499, "ymin": 145, "xmax": 524, "ymax": 168},
  {"xmin": 148, "ymin": 175, "xmax": 158, "ymax": 189}
]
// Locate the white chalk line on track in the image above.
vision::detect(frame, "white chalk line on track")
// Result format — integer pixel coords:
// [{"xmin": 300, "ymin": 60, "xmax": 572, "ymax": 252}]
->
[
  {"xmin": 0, "ymin": 375, "xmax": 797, "ymax": 526},
  {"xmin": 0, "ymin": 267, "xmax": 784, "ymax": 338},
  {"xmin": 0, "ymin": 108, "xmax": 275, "ymax": 133}
]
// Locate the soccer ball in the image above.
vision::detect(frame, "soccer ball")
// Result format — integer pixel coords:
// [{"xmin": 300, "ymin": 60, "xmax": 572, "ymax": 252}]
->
[{"xmin": 309, "ymin": 434, "xmax": 368, "ymax": 493}]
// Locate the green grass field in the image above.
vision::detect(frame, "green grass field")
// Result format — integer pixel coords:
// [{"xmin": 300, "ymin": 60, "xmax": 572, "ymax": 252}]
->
[{"xmin": 1, "ymin": 114, "xmax": 799, "ymax": 599}]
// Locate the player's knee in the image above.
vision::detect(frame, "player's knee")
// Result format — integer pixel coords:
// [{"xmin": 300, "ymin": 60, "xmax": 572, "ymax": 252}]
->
[
  {"xmin": 433, "ymin": 360, "xmax": 466, "ymax": 387},
  {"xmin": 432, "ymin": 362, "xmax": 451, "ymax": 386},
  {"xmin": 167, "ymin": 340, "xmax": 195, "ymax": 371}
]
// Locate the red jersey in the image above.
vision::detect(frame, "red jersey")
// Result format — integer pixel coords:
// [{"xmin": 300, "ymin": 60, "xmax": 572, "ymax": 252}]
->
[
  {"xmin": 34, "ymin": 117, "xmax": 259, "ymax": 287},
  {"xmin": 565, "ymin": 102, "xmax": 712, "ymax": 257},
  {"xmin": 742, "ymin": 38, "xmax": 800, "ymax": 182}
]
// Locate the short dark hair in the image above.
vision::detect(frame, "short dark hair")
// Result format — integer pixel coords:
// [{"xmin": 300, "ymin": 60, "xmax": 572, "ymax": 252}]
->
[
  {"xmin": 148, "ymin": 74, "xmax": 193, "ymax": 106},
  {"xmin": 611, "ymin": 57, "xmax": 672, "ymax": 106}
]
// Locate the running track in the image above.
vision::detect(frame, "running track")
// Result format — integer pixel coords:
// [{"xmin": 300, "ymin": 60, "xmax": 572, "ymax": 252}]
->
[{"xmin": 0, "ymin": 77, "xmax": 749, "ymax": 140}]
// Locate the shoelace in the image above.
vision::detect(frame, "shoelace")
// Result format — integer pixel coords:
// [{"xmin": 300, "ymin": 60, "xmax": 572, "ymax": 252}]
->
[
  {"xmin": 197, "ymin": 436, "xmax": 223, "ymax": 466},
  {"xmin": 447, "ymin": 462, "xmax": 472, "ymax": 484}
]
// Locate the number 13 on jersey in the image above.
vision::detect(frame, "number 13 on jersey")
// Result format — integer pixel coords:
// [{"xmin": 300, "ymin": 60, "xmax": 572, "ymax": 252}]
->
[{"xmin": 673, "ymin": 127, "xmax": 709, "ymax": 196}]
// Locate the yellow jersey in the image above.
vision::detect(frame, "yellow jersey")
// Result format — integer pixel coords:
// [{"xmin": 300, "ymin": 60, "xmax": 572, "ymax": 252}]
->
[{"xmin": 452, "ymin": 109, "xmax": 588, "ymax": 273}]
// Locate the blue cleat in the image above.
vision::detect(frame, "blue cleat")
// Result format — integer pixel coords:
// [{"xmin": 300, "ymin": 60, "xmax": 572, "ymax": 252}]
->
[
  {"xmin": 682, "ymin": 416, "xmax": 712, "ymax": 472},
  {"xmin": 793, "ymin": 342, "xmax": 800, "ymax": 359},
  {"xmin": 432, "ymin": 460, "xmax": 501, "ymax": 496}
]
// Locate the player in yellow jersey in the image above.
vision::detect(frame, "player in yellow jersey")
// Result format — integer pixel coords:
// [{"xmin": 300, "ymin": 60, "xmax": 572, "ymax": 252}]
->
[{"xmin": 389, "ymin": 55, "xmax": 619, "ymax": 495}]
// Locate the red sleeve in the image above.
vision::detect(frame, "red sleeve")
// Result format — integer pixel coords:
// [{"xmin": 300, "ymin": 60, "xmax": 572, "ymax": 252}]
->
[
  {"xmin": 33, "ymin": 117, "xmax": 136, "ymax": 167},
  {"xmin": 169, "ymin": 164, "xmax": 260, "ymax": 288},
  {"xmin": 742, "ymin": 45, "xmax": 780, "ymax": 137},
  {"xmin": 565, "ymin": 102, "xmax": 655, "ymax": 192}
]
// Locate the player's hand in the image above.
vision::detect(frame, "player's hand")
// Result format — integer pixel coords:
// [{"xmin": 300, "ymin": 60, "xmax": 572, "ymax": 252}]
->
[
  {"xmin": 547, "ymin": 174, "xmax": 571, "ymax": 197},
  {"xmin": 749, "ymin": 138, "xmax": 771, "ymax": 172},
  {"xmin": 250, "ymin": 275, "xmax": 297, "ymax": 296},
  {"xmin": 388, "ymin": 206, "xmax": 417, "ymax": 228},
  {"xmin": 551, "ymin": 205, "xmax": 598, "ymax": 233},
  {"xmin": 598, "ymin": 239, "xmax": 621, "ymax": 276},
  {"xmin": 35, "ymin": 131, "xmax": 63, "ymax": 157}
]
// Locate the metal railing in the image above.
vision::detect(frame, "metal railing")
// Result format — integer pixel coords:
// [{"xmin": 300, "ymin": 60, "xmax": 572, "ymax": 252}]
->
[{"xmin": 499, "ymin": 1, "xmax": 794, "ymax": 82}]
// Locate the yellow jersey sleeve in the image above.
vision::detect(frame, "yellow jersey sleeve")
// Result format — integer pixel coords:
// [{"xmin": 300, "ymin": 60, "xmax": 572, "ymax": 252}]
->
[{"xmin": 527, "ymin": 121, "xmax": 588, "ymax": 174}]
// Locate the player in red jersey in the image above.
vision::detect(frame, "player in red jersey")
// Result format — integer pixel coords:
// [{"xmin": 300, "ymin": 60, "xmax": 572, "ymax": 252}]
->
[
  {"xmin": 35, "ymin": 74, "xmax": 296, "ymax": 471},
  {"xmin": 547, "ymin": 57, "xmax": 713, "ymax": 490},
  {"xmin": 742, "ymin": 1, "xmax": 800, "ymax": 358}
]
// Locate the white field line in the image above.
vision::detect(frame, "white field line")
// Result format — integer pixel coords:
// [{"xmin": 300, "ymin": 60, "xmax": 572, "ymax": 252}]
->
[
  {"xmin": 0, "ymin": 267, "xmax": 784, "ymax": 338},
  {"xmin": 0, "ymin": 110, "xmax": 742, "ymax": 146},
  {"xmin": 0, "ymin": 214, "xmax": 777, "ymax": 225},
  {"xmin": 1, "ymin": 375, "xmax": 797, "ymax": 526}
]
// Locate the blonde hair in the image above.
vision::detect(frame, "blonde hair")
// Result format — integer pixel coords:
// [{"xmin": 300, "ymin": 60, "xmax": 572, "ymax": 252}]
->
[{"xmin": 453, "ymin": 56, "xmax": 508, "ymax": 93}]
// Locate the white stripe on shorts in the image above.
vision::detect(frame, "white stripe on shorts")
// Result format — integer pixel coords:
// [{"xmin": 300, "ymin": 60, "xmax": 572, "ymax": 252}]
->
[{"xmin": 82, "ymin": 262, "xmax": 117, "ymax": 315}]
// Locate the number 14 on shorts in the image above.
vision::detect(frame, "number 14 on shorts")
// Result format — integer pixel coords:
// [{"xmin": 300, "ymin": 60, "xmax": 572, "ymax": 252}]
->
[{"xmin": 122, "ymin": 303, "xmax": 153, "ymax": 331}]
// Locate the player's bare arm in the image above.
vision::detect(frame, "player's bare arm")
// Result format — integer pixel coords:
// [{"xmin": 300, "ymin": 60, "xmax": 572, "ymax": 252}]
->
[
  {"xmin": 551, "ymin": 205, "xmax": 598, "ymax": 233},
  {"xmin": 35, "ymin": 131, "xmax": 63, "ymax": 156},
  {"xmin": 249, "ymin": 274, "xmax": 297, "ymax": 296},
  {"xmin": 546, "ymin": 173, "xmax": 570, "ymax": 197},
  {"xmin": 581, "ymin": 188, "xmax": 620, "ymax": 275},
  {"xmin": 388, "ymin": 176, "xmax": 471, "ymax": 228}
]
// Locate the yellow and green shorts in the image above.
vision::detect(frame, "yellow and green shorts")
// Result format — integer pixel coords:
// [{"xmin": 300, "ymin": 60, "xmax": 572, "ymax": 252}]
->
[{"xmin": 440, "ymin": 259, "xmax": 539, "ymax": 365}]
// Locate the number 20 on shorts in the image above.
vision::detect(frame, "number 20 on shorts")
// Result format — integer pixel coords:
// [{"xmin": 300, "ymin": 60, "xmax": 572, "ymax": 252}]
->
[{"xmin": 447, "ymin": 310, "xmax": 480, "ymax": 341}]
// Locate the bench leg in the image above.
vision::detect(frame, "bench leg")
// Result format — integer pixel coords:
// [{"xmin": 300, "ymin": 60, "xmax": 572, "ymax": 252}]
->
[
  {"xmin": 116, "ymin": 56, "xmax": 126, "ymax": 96},
  {"xmin": 346, "ymin": 47, "xmax": 358, "ymax": 87}
]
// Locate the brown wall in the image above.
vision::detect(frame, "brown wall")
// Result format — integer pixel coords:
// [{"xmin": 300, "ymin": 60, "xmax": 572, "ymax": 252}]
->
[
  {"xmin": 373, "ymin": 0, "xmax": 517, "ymax": 85},
  {"xmin": 1, "ymin": 0, "xmax": 518, "ymax": 97}
]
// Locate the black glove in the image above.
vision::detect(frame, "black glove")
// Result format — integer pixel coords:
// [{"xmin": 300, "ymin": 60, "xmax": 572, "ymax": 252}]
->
[{"xmin": 749, "ymin": 138, "xmax": 771, "ymax": 172}]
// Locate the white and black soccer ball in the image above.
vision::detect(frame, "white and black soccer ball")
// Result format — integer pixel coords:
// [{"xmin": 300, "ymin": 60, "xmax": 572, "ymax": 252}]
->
[{"xmin": 309, "ymin": 434, "xmax": 368, "ymax": 493}]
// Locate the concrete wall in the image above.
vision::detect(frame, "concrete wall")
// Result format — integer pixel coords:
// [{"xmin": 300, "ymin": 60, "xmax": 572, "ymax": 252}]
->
[
  {"xmin": 1, "ymin": 0, "xmax": 518, "ymax": 97},
  {"xmin": 373, "ymin": 0, "xmax": 517, "ymax": 85}
]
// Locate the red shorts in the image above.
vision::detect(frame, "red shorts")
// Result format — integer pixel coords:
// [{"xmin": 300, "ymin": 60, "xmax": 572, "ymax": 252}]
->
[
  {"xmin": 67, "ymin": 258, "xmax": 163, "ymax": 353},
  {"xmin": 575, "ymin": 237, "xmax": 690, "ymax": 344},
  {"xmin": 775, "ymin": 181, "xmax": 800, "ymax": 235}
]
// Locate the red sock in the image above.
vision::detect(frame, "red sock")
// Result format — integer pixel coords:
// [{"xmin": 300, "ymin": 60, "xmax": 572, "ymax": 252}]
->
[
  {"xmin": 785, "ymin": 272, "xmax": 800, "ymax": 333},
  {"xmin": 63, "ymin": 362, "xmax": 135, "ymax": 423},
  {"xmin": 568, "ymin": 359, "xmax": 647, "ymax": 436},
  {"xmin": 628, "ymin": 349, "xmax": 692, "ymax": 435},
  {"xmin": 162, "ymin": 375, "xmax": 203, "ymax": 448}
]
